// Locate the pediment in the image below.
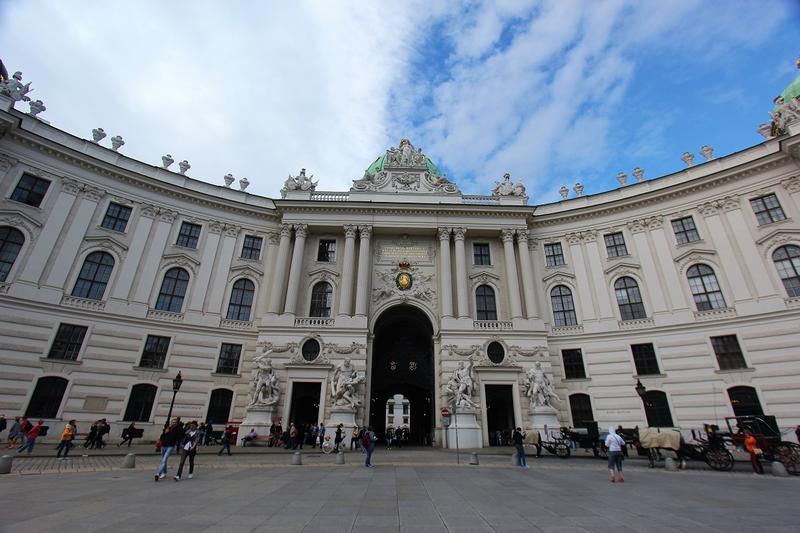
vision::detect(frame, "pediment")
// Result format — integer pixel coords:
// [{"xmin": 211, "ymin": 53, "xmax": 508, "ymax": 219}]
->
[
  {"xmin": 673, "ymin": 248, "xmax": 717, "ymax": 264},
  {"xmin": 82, "ymin": 234, "xmax": 128, "ymax": 252},
  {"xmin": 0, "ymin": 208, "xmax": 43, "ymax": 235},
  {"xmin": 603, "ymin": 261, "xmax": 641, "ymax": 276},
  {"xmin": 161, "ymin": 253, "xmax": 201, "ymax": 275},
  {"xmin": 542, "ymin": 270, "xmax": 575, "ymax": 284},
  {"xmin": 755, "ymin": 228, "xmax": 800, "ymax": 246},
  {"xmin": 230, "ymin": 263, "xmax": 264, "ymax": 277},
  {"xmin": 307, "ymin": 267, "xmax": 340, "ymax": 278},
  {"xmin": 469, "ymin": 270, "xmax": 500, "ymax": 282}
]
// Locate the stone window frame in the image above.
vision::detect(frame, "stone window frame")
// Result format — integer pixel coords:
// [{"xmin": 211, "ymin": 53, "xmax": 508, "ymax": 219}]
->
[
  {"xmin": 0, "ymin": 225, "xmax": 26, "ymax": 283},
  {"xmin": 685, "ymin": 263, "xmax": 727, "ymax": 312},
  {"xmin": 603, "ymin": 231, "xmax": 629, "ymax": 258},
  {"xmin": 770, "ymin": 244, "xmax": 800, "ymax": 298},
  {"xmin": 708, "ymin": 334, "xmax": 750, "ymax": 372},
  {"xmin": 220, "ymin": 273, "xmax": 261, "ymax": 319},
  {"xmin": 226, "ymin": 277, "xmax": 257, "ymax": 321},
  {"xmin": 671, "ymin": 215, "xmax": 701, "ymax": 245},
  {"xmin": 543, "ymin": 242, "xmax": 566, "ymax": 267},
  {"xmin": 240, "ymin": 234, "xmax": 263, "ymax": 261},
  {"xmin": 472, "ymin": 242, "xmax": 492, "ymax": 266},
  {"xmin": 154, "ymin": 266, "xmax": 192, "ymax": 314},
  {"xmin": 309, "ymin": 280, "xmax": 334, "ymax": 317},
  {"xmin": 69, "ymin": 250, "xmax": 116, "ymax": 301},
  {"xmin": 24, "ymin": 374, "xmax": 71, "ymax": 420},
  {"xmin": 175, "ymin": 221, "xmax": 202, "ymax": 249},
  {"xmin": 303, "ymin": 272, "xmax": 338, "ymax": 319},
  {"xmin": 561, "ymin": 348, "xmax": 587, "ymax": 380},
  {"xmin": 8, "ymin": 172, "xmax": 52, "ymax": 208},
  {"xmin": 629, "ymin": 342, "xmax": 662, "ymax": 377},
  {"xmin": 215, "ymin": 342, "xmax": 243, "ymax": 375},
  {"xmin": 46, "ymin": 322, "xmax": 92, "ymax": 363},
  {"xmin": 122, "ymin": 382, "xmax": 160, "ymax": 422},
  {"xmin": 474, "ymin": 283, "xmax": 498, "ymax": 321},
  {"xmin": 612, "ymin": 275, "xmax": 648, "ymax": 321},
  {"xmin": 136, "ymin": 334, "xmax": 173, "ymax": 370},
  {"xmin": 549, "ymin": 284, "xmax": 579, "ymax": 327},
  {"xmin": 100, "ymin": 201, "xmax": 133, "ymax": 234},
  {"xmin": 316, "ymin": 238, "xmax": 337, "ymax": 263},
  {"xmin": 749, "ymin": 193, "xmax": 787, "ymax": 226}
]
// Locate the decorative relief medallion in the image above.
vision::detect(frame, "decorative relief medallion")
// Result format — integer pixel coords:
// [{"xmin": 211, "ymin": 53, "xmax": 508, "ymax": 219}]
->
[
  {"xmin": 373, "ymin": 261, "xmax": 435, "ymax": 304},
  {"xmin": 395, "ymin": 261, "xmax": 413, "ymax": 291}
]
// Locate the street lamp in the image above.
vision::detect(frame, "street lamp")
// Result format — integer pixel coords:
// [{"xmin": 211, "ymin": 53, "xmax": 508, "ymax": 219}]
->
[
  {"xmin": 165, "ymin": 371, "xmax": 183, "ymax": 427},
  {"xmin": 634, "ymin": 379, "xmax": 646, "ymax": 399}
]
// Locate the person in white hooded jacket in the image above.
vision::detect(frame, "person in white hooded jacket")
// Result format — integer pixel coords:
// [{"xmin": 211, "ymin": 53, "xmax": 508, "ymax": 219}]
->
[{"xmin": 605, "ymin": 426, "xmax": 626, "ymax": 482}]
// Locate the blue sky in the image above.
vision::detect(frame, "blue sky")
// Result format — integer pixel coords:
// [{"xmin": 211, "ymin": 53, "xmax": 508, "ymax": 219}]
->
[{"xmin": 1, "ymin": 0, "xmax": 798, "ymax": 201}]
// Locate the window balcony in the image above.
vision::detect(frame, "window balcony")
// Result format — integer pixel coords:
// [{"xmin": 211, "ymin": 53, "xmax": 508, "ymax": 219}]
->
[
  {"xmin": 146, "ymin": 308, "xmax": 184, "ymax": 322},
  {"xmin": 473, "ymin": 320, "xmax": 513, "ymax": 331},
  {"xmin": 61, "ymin": 294, "xmax": 106, "ymax": 311},
  {"xmin": 294, "ymin": 317, "xmax": 335, "ymax": 328}
]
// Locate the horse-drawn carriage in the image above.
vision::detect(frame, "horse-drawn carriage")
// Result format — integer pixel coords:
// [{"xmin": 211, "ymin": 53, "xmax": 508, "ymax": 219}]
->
[
  {"xmin": 535, "ymin": 422, "xmax": 604, "ymax": 458},
  {"xmin": 622, "ymin": 425, "xmax": 734, "ymax": 471},
  {"xmin": 723, "ymin": 415, "xmax": 800, "ymax": 475}
]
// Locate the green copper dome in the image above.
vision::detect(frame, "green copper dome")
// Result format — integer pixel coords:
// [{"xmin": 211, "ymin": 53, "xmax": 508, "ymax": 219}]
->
[
  {"xmin": 364, "ymin": 154, "xmax": 444, "ymax": 177},
  {"xmin": 779, "ymin": 74, "xmax": 800, "ymax": 104}
]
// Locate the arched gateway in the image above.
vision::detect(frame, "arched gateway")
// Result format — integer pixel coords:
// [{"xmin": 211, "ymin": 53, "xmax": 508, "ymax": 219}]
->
[{"xmin": 368, "ymin": 305, "xmax": 435, "ymax": 445}]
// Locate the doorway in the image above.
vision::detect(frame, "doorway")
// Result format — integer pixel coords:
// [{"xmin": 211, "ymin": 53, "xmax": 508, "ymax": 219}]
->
[
  {"xmin": 369, "ymin": 305, "xmax": 434, "ymax": 445},
  {"xmin": 485, "ymin": 384, "xmax": 514, "ymax": 446},
  {"xmin": 206, "ymin": 389, "xmax": 233, "ymax": 425},
  {"xmin": 288, "ymin": 382, "xmax": 322, "ymax": 428}
]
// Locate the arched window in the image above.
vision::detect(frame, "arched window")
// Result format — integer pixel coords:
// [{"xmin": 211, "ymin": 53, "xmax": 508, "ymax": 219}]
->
[
  {"xmin": 728, "ymin": 386, "xmax": 764, "ymax": 417},
  {"xmin": 551, "ymin": 285, "xmax": 577, "ymax": 326},
  {"xmin": 309, "ymin": 281, "xmax": 333, "ymax": 317},
  {"xmin": 71, "ymin": 251, "xmax": 114, "ymax": 300},
  {"xmin": 772, "ymin": 245, "xmax": 800, "ymax": 297},
  {"xmin": 642, "ymin": 390, "xmax": 674, "ymax": 427},
  {"xmin": 206, "ymin": 389, "xmax": 234, "ymax": 424},
  {"xmin": 123, "ymin": 384, "xmax": 157, "ymax": 422},
  {"xmin": 614, "ymin": 276, "xmax": 647, "ymax": 320},
  {"xmin": 25, "ymin": 376, "xmax": 68, "ymax": 418},
  {"xmin": 155, "ymin": 267, "xmax": 189, "ymax": 313},
  {"xmin": 475, "ymin": 285, "xmax": 497, "ymax": 320},
  {"xmin": 226, "ymin": 279, "xmax": 255, "ymax": 321},
  {"xmin": 687, "ymin": 264, "xmax": 726, "ymax": 311},
  {"xmin": 0, "ymin": 226, "xmax": 25, "ymax": 282},
  {"xmin": 569, "ymin": 393, "xmax": 593, "ymax": 429}
]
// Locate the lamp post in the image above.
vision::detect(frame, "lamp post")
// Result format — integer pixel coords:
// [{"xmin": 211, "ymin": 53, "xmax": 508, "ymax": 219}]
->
[
  {"xmin": 635, "ymin": 379, "xmax": 648, "ymax": 426},
  {"xmin": 165, "ymin": 371, "xmax": 183, "ymax": 427}
]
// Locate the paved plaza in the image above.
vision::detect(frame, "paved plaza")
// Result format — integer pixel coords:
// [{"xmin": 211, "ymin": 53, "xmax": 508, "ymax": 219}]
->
[{"xmin": 1, "ymin": 449, "xmax": 796, "ymax": 533}]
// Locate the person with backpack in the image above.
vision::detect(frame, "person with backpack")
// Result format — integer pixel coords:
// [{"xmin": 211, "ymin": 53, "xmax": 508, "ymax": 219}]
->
[
  {"xmin": 605, "ymin": 426, "xmax": 626, "ymax": 482},
  {"xmin": 217, "ymin": 426, "xmax": 233, "ymax": 456},
  {"xmin": 362, "ymin": 426, "xmax": 377, "ymax": 467},
  {"xmin": 56, "ymin": 420, "xmax": 76, "ymax": 458}
]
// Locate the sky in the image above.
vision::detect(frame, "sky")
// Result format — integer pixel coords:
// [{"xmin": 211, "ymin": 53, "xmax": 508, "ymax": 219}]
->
[{"xmin": 1, "ymin": 0, "xmax": 798, "ymax": 202}]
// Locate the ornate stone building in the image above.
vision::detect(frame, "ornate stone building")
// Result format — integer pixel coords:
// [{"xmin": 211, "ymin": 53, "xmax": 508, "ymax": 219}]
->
[{"xmin": 1, "ymin": 76, "xmax": 799, "ymax": 446}]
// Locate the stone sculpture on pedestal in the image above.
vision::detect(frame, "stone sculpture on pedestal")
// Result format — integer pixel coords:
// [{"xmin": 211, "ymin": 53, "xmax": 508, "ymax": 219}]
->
[
  {"xmin": 443, "ymin": 359, "xmax": 482, "ymax": 448},
  {"xmin": 0, "ymin": 71, "xmax": 32, "ymax": 105},
  {"xmin": 525, "ymin": 362, "xmax": 561, "ymax": 437},
  {"xmin": 248, "ymin": 349, "xmax": 280, "ymax": 407},
  {"xmin": 330, "ymin": 358, "xmax": 365, "ymax": 410},
  {"xmin": 445, "ymin": 360, "xmax": 479, "ymax": 409}
]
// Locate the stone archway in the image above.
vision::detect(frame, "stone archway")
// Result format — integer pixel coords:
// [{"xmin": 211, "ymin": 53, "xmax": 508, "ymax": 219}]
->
[{"xmin": 369, "ymin": 305, "xmax": 435, "ymax": 445}]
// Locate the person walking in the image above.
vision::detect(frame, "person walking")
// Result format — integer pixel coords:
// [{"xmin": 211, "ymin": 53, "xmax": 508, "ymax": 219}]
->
[
  {"xmin": 363, "ymin": 426, "xmax": 377, "ymax": 467},
  {"xmin": 744, "ymin": 430, "xmax": 764, "ymax": 475},
  {"xmin": 175, "ymin": 421, "xmax": 199, "ymax": 481},
  {"xmin": 334, "ymin": 424, "xmax": 344, "ymax": 452},
  {"xmin": 55, "ymin": 420, "xmax": 76, "ymax": 458},
  {"xmin": 83, "ymin": 421, "xmax": 98, "ymax": 449},
  {"xmin": 351, "ymin": 426, "xmax": 359, "ymax": 451},
  {"xmin": 204, "ymin": 422, "xmax": 214, "ymax": 446},
  {"xmin": 512, "ymin": 427, "xmax": 528, "ymax": 468},
  {"xmin": 289, "ymin": 423, "xmax": 299, "ymax": 450},
  {"xmin": 217, "ymin": 425, "xmax": 233, "ymax": 456},
  {"xmin": 17, "ymin": 419, "xmax": 43, "ymax": 454},
  {"xmin": 118, "ymin": 422, "xmax": 137, "ymax": 447},
  {"xmin": 155, "ymin": 419, "xmax": 182, "ymax": 481},
  {"xmin": 6, "ymin": 416, "xmax": 21, "ymax": 449},
  {"xmin": 605, "ymin": 426, "xmax": 626, "ymax": 482},
  {"xmin": 0, "ymin": 415, "xmax": 6, "ymax": 439}
]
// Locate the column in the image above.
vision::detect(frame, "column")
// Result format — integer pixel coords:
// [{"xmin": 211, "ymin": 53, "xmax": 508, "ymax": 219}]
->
[
  {"xmin": 207, "ymin": 225, "xmax": 239, "ymax": 313},
  {"xmin": 700, "ymin": 202, "xmax": 751, "ymax": 302},
  {"xmin": 45, "ymin": 186, "xmax": 105, "ymax": 288},
  {"xmin": 132, "ymin": 210, "xmax": 176, "ymax": 303},
  {"xmin": 337, "ymin": 225, "xmax": 357, "ymax": 317},
  {"xmin": 188, "ymin": 223, "xmax": 222, "ymax": 311},
  {"xmin": 283, "ymin": 224, "xmax": 308, "ymax": 315},
  {"xmin": 111, "ymin": 205, "xmax": 155, "ymax": 300},
  {"xmin": 501, "ymin": 229, "xmax": 523, "ymax": 319},
  {"xmin": 267, "ymin": 224, "xmax": 292, "ymax": 314},
  {"xmin": 722, "ymin": 198, "xmax": 777, "ymax": 299},
  {"xmin": 528, "ymin": 239, "xmax": 545, "ymax": 318},
  {"xmin": 453, "ymin": 227, "xmax": 469, "ymax": 318},
  {"xmin": 354, "ymin": 225, "xmax": 372, "ymax": 316},
  {"xmin": 516, "ymin": 229, "xmax": 538, "ymax": 318},
  {"xmin": 438, "ymin": 227, "xmax": 453, "ymax": 318},
  {"xmin": 256, "ymin": 231, "xmax": 280, "ymax": 316},
  {"xmin": 18, "ymin": 179, "xmax": 81, "ymax": 283}
]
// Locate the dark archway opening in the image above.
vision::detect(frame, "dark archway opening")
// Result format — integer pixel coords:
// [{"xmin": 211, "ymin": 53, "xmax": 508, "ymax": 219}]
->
[
  {"xmin": 289, "ymin": 382, "xmax": 321, "ymax": 428},
  {"xmin": 370, "ymin": 305, "xmax": 434, "ymax": 446},
  {"xmin": 485, "ymin": 384, "xmax": 514, "ymax": 446}
]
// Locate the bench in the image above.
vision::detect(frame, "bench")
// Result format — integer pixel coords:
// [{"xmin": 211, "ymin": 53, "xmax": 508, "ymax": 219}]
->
[
  {"xmin": 121, "ymin": 428, "xmax": 144, "ymax": 439},
  {"xmin": 241, "ymin": 435, "xmax": 271, "ymax": 447}
]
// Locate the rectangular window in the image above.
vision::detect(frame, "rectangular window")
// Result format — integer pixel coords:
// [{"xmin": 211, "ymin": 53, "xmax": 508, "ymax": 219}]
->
[
  {"xmin": 215, "ymin": 343, "xmax": 242, "ymax": 375},
  {"xmin": 10, "ymin": 173, "xmax": 50, "ymax": 207},
  {"xmin": 317, "ymin": 239, "xmax": 336, "ymax": 262},
  {"xmin": 100, "ymin": 202, "xmax": 132, "ymax": 233},
  {"xmin": 138, "ymin": 335, "xmax": 171, "ymax": 369},
  {"xmin": 631, "ymin": 343, "xmax": 660, "ymax": 376},
  {"xmin": 241, "ymin": 235, "xmax": 262, "ymax": 260},
  {"xmin": 750, "ymin": 194, "xmax": 787, "ymax": 225},
  {"xmin": 176, "ymin": 222, "xmax": 201, "ymax": 248},
  {"xmin": 562, "ymin": 349, "xmax": 586, "ymax": 379},
  {"xmin": 544, "ymin": 242, "xmax": 565, "ymax": 267},
  {"xmin": 48, "ymin": 324, "xmax": 88, "ymax": 361},
  {"xmin": 604, "ymin": 232, "xmax": 628, "ymax": 258},
  {"xmin": 671, "ymin": 216, "xmax": 700, "ymax": 245},
  {"xmin": 710, "ymin": 335, "xmax": 747, "ymax": 370},
  {"xmin": 473, "ymin": 243, "xmax": 491, "ymax": 265}
]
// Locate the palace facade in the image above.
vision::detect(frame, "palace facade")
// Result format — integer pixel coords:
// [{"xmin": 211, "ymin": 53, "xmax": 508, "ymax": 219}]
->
[{"xmin": 1, "ymin": 80, "xmax": 799, "ymax": 446}]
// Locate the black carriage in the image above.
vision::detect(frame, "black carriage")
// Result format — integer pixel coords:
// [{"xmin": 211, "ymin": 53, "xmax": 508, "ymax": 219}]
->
[
  {"xmin": 537, "ymin": 429, "xmax": 571, "ymax": 458},
  {"xmin": 561, "ymin": 421, "xmax": 605, "ymax": 458},
  {"xmin": 627, "ymin": 425, "xmax": 735, "ymax": 471},
  {"xmin": 723, "ymin": 415, "xmax": 800, "ymax": 475}
]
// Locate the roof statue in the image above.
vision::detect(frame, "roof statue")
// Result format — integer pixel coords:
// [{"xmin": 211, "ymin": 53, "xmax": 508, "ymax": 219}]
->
[
  {"xmin": 0, "ymin": 71, "xmax": 33, "ymax": 105},
  {"xmin": 491, "ymin": 173, "xmax": 526, "ymax": 197},
  {"xmin": 760, "ymin": 57, "xmax": 800, "ymax": 138},
  {"xmin": 352, "ymin": 139, "xmax": 459, "ymax": 194},
  {"xmin": 281, "ymin": 168, "xmax": 317, "ymax": 196}
]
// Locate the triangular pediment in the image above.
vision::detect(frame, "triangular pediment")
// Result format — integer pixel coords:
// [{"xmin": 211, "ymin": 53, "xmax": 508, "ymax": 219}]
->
[
  {"xmin": 307, "ymin": 267, "xmax": 340, "ymax": 278},
  {"xmin": 673, "ymin": 248, "xmax": 717, "ymax": 264},
  {"xmin": 541, "ymin": 270, "xmax": 575, "ymax": 283},
  {"xmin": 469, "ymin": 270, "xmax": 501, "ymax": 282},
  {"xmin": 162, "ymin": 252, "xmax": 200, "ymax": 267},
  {"xmin": 604, "ymin": 261, "xmax": 641, "ymax": 276},
  {"xmin": 230, "ymin": 263, "xmax": 264, "ymax": 277},
  {"xmin": 755, "ymin": 228, "xmax": 800, "ymax": 246},
  {"xmin": 82, "ymin": 234, "xmax": 129, "ymax": 252},
  {"xmin": 0, "ymin": 208, "xmax": 43, "ymax": 235}
]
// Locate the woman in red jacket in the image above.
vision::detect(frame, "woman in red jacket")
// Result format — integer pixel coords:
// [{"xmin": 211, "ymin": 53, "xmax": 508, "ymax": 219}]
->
[{"xmin": 17, "ymin": 419, "xmax": 43, "ymax": 454}]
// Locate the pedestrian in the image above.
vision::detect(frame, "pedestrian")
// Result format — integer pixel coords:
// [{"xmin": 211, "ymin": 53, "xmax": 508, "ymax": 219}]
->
[
  {"xmin": 363, "ymin": 426, "xmax": 377, "ymax": 467},
  {"xmin": 351, "ymin": 426, "xmax": 359, "ymax": 451},
  {"xmin": 95, "ymin": 418, "xmax": 110, "ymax": 449},
  {"xmin": 318, "ymin": 423, "xmax": 326, "ymax": 447},
  {"xmin": 155, "ymin": 418, "xmax": 182, "ymax": 481},
  {"xmin": 242, "ymin": 428, "xmax": 258, "ymax": 446},
  {"xmin": 83, "ymin": 422, "xmax": 98, "ymax": 449},
  {"xmin": 6, "ymin": 416, "xmax": 21, "ymax": 449},
  {"xmin": 334, "ymin": 424, "xmax": 344, "ymax": 452},
  {"xmin": 118, "ymin": 422, "xmax": 137, "ymax": 447},
  {"xmin": 512, "ymin": 427, "xmax": 528, "ymax": 468},
  {"xmin": 217, "ymin": 425, "xmax": 233, "ymax": 456},
  {"xmin": 56, "ymin": 420, "xmax": 76, "ymax": 458},
  {"xmin": 17, "ymin": 419, "xmax": 44, "ymax": 454},
  {"xmin": 605, "ymin": 426, "xmax": 626, "ymax": 482},
  {"xmin": 175, "ymin": 421, "xmax": 199, "ymax": 481},
  {"xmin": 744, "ymin": 430, "xmax": 764, "ymax": 475},
  {"xmin": 197, "ymin": 423, "xmax": 206, "ymax": 447},
  {"xmin": 289, "ymin": 423, "xmax": 299, "ymax": 450},
  {"xmin": 0, "ymin": 415, "xmax": 6, "ymax": 438},
  {"xmin": 16, "ymin": 417, "xmax": 32, "ymax": 447},
  {"xmin": 204, "ymin": 422, "xmax": 214, "ymax": 446}
]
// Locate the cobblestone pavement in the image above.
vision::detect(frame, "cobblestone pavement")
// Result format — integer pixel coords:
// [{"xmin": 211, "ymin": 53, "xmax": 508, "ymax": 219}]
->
[{"xmin": 0, "ymin": 449, "xmax": 796, "ymax": 533}]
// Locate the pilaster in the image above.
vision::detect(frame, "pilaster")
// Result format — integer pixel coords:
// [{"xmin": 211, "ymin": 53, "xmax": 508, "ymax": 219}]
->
[
  {"xmin": 283, "ymin": 224, "xmax": 309, "ymax": 315},
  {"xmin": 438, "ymin": 227, "xmax": 453, "ymax": 318},
  {"xmin": 501, "ymin": 229, "xmax": 523, "ymax": 319},
  {"xmin": 354, "ymin": 225, "xmax": 372, "ymax": 317},
  {"xmin": 453, "ymin": 227, "xmax": 469, "ymax": 318}
]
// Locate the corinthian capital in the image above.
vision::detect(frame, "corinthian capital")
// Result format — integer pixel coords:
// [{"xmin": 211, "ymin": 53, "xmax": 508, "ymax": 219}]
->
[
  {"xmin": 516, "ymin": 229, "xmax": 529, "ymax": 243},
  {"xmin": 344, "ymin": 224, "xmax": 357, "ymax": 239},
  {"xmin": 293, "ymin": 224, "xmax": 309, "ymax": 239},
  {"xmin": 280, "ymin": 223, "xmax": 292, "ymax": 238},
  {"xmin": 452, "ymin": 227, "xmax": 466, "ymax": 241},
  {"xmin": 358, "ymin": 225, "xmax": 372, "ymax": 239},
  {"xmin": 501, "ymin": 229, "xmax": 516, "ymax": 243},
  {"xmin": 437, "ymin": 227, "xmax": 452, "ymax": 241}
]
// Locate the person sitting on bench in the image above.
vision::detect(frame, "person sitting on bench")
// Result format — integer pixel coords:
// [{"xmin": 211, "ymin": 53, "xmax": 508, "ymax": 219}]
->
[{"xmin": 242, "ymin": 428, "xmax": 258, "ymax": 446}]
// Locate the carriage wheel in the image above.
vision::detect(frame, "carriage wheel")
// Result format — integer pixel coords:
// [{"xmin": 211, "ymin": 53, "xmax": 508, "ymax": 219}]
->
[
  {"xmin": 704, "ymin": 448, "xmax": 735, "ymax": 471},
  {"xmin": 774, "ymin": 442, "xmax": 800, "ymax": 475},
  {"xmin": 596, "ymin": 445, "xmax": 608, "ymax": 459},
  {"xmin": 555, "ymin": 442, "xmax": 571, "ymax": 459}
]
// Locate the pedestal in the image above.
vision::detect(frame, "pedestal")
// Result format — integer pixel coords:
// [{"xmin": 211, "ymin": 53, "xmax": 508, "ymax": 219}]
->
[
  {"xmin": 238, "ymin": 405, "xmax": 276, "ymax": 445},
  {"xmin": 446, "ymin": 410, "xmax": 483, "ymax": 449},
  {"xmin": 529, "ymin": 405, "xmax": 561, "ymax": 439},
  {"xmin": 327, "ymin": 405, "xmax": 358, "ymax": 447}
]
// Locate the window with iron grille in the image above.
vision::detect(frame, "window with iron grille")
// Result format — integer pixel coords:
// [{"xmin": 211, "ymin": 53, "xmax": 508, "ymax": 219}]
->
[
  {"xmin": 772, "ymin": 245, "xmax": 800, "ymax": 297},
  {"xmin": 25, "ymin": 376, "xmax": 68, "ymax": 418},
  {"xmin": 687, "ymin": 264, "xmax": 726, "ymax": 311},
  {"xmin": 101, "ymin": 202, "xmax": 132, "ymax": 233},
  {"xmin": 241, "ymin": 235, "xmax": 262, "ymax": 260},
  {"xmin": 226, "ymin": 279, "xmax": 255, "ymax": 321},
  {"xmin": 309, "ymin": 282, "xmax": 333, "ymax": 317},
  {"xmin": 562, "ymin": 349, "xmax": 586, "ymax": 379},
  {"xmin": 10, "ymin": 173, "xmax": 50, "ymax": 207},
  {"xmin": 71, "ymin": 251, "xmax": 114, "ymax": 300},
  {"xmin": 750, "ymin": 194, "xmax": 786, "ymax": 225},
  {"xmin": 604, "ymin": 232, "xmax": 628, "ymax": 257},
  {"xmin": 216, "ymin": 343, "xmax": 242, "ymax": 374},
  {"xmin": 473, "ymin": 243, "xmax": 491, "ymax": 265},
  {"xmin": 671, "ymin": 216, "xmax": 700, "ymax": 244},
  {"xmin": 48, "ymin": 324, "xmax": 88, "ymax": 361},
  {"xmin": 475, "ymin": 285, "xmax": 497, "ymax": 320},
  {"xmin": 317, "ymin": 239, "xmax": 336, "ymax": 262},
  {"xmin": 0, "ymin": 226, "xmax": 24, "ymax": 282},
  {"xmin": 710, "ymin": 335, "xmax": 747, "ymax": 370},
  {"xmin": 544, "ymin": 242, "xmax": 565, "ymax": 267},
  {"xmin": 614, "ymin": 276, "xmax": 647, "ymax": 320},
  {"xmin": 631, "ymin": 343, "xmax": 660, "ymax": 375},
  {"xmin": 569, "ymin": 393, "xmax": 593, "ymax": 428},
  {"xmin": 551, "ymin": 285, "xmax": 577, "ymax": 326},
  {"xmin": 176, "ymin": 222, "xmax": 201, "ymax": 248},
  {"xmin": 155, "ymin": 267, "xmax": 189, "ymax": 313},
  {"xmin": 139, "ymin": 335, "xmax": 171, "ymax": 369}
]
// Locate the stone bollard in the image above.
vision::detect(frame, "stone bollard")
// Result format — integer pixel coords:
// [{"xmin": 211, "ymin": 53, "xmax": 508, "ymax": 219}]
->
[
  {"xmin": 664, "ymin": 457, "xmax": 678, "ymax": 472},
  {"xmin": 511, "ymin": 451, "xmax": 520, "ymax": 466},
  {"xmin": 469, "ymin": 453, "xmax": 479, "ymax": 465},
  {"xmin": 121, "ymin": 453, "xmax": 135, "ymax": 469},
  {"xmin": 0, "ymin": 455, "xmax": 12, "ymax": 474},
  {"xmin": 291, "ymin": 452, "xmax": 302, "ymax": 465},
  {"xmin": 335, "ymin": 452, "xmax": 345, "ymax": 465},
  {"xmin": 771, "ymin": 461, "xmax": 789, "ymax": 477}
]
